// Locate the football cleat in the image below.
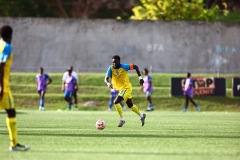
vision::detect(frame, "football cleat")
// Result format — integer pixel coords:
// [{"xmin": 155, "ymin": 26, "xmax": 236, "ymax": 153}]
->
[
  {"xmin": 141, "ymin": 114, "xmax": 146, "ymax": 126},
  {"xmin": 118, "ymin": 119, "xmax": 125, "ymax": 127},
  {"xmin": 9, "ymin": 143, "xmax": 30, "ymax": 151}
]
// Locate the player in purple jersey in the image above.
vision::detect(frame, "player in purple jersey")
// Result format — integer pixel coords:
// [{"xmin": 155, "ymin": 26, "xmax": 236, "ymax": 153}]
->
[
  {"xmin": 62, "ymin": 66, "xmax": 78, "ymax": 110},
  {"xmin": 183, "ymin": 72, "xmax": 200, "ymax": 112},
  {"xmin": 36, "ymin": 67, "xmax": 52, "ymax": 111},
  {"xmin": 62, "ymin": 68, "xmax": 78, "ymax": 111},
  {"xmin": 139, "ymin": 68, "xmax": 154, "ymax": 111}
]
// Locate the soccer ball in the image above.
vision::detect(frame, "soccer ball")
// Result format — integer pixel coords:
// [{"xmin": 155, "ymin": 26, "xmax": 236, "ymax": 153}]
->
[{"xmin": 96, "ymin": 119, "xmax": 106, "ymax": 130}]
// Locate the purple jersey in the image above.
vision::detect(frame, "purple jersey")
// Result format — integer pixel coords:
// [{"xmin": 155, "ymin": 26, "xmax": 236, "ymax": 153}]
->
[
  {"xmin": 184, "ymin": 78, "xmax": 194, "ymax": 95},
  {"xmin": 143, "ymin": 75, "xmax": 153, "ymax": 92},
  {"xmin": 65, "ymin": 76, "xmax": 76, "ymax": 92},
  {"xmin": 36, "ymin": 74, "xmax": 50, "ymax": 91}
]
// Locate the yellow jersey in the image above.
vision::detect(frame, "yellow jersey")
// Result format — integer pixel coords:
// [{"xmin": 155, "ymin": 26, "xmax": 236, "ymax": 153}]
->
[
  {"xmin": 0, "ymin": 39, "xmax": 13, "ymax": 92},
  {"xmin": 106, "ymin": 64, "xmax": 134, "ymax": 90}
]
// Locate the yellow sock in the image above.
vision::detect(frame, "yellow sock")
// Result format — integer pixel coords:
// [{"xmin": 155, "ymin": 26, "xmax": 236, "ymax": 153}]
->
[
  {"xmin": 6, "ymin": 117, "xmax": 17, "ymax": 147},
  {"xmin": 115, "ymin": 103, "xmax": 123, "ymax": 118},
  {"xmin": 131, "ymin": 104, "xmax": 141, "ymax": 115}
]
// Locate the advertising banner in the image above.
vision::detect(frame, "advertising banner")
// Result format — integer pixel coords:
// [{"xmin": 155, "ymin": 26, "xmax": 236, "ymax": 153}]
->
[
  {"xmin": 171, "ymin": 77, "xmax": 226, "ymax": 96},
  {"xmin": 232, "ymin": 78, "xmax": 240, "ymax": 97}
]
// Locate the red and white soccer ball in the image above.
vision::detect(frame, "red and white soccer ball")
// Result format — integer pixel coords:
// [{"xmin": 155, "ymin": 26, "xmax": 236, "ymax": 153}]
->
[{"xmin": 96, "ymin": 119, "xmax": 106, "ymax": 130}]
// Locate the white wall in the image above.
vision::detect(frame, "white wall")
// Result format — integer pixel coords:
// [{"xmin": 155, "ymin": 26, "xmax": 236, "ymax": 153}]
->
[{"xmin": 1, "ymin": 18, "xmax": 239, "ymax": 73}]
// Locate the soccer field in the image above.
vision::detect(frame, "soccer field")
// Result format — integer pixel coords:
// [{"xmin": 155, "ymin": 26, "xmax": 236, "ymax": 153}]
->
[{"xmin": 0, "ymin": 110, "xmax": 239, "ymax": 160}]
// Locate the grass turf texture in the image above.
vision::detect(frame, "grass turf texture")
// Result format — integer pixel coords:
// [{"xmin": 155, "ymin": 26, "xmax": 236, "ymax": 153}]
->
[{"xmin": 0, "ymin": 110, "xmax": 239, "ymax": 160}]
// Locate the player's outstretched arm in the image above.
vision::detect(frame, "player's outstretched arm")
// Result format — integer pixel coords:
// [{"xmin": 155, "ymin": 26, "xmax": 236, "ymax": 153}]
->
[
  {"xmin": 36, "ymin": 79, "xmax": 38, "ymax": 92},
  {"xmin": 62, "ymin": 81, "xmax": 65, "ymax": 92},
  {"xmin": 47, "ymin": 78, "xmax": 52, "ymax": 85},
  {"xmin": 74, "ymin": 81, "xmax": 78, "ymax": 90},
  {"xmin": 133, "ymin": 64, "xmax": 144, "ymax": 86},
  {"xmin": 104, "ymin": 76, "xmax": 113, "ymax": 89}
]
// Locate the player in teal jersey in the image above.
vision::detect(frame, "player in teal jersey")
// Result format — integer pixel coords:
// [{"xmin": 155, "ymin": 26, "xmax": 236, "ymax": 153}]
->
[
  {"xmin": 104, "ymin": 55, "xmax": 146, "ymax": 127},
  {"xmin": 0, "ymin": 25, "xmax": 30, "ymax": 151}
]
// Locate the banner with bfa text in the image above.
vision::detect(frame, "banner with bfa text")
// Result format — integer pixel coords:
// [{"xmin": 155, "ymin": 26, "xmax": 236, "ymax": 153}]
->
[{"xmin": 171, "ymin": 77, "xmax": 226, "ymax": 96}]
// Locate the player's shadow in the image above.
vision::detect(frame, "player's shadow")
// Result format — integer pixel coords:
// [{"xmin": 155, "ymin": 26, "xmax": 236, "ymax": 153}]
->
[
  {"xmin": 8, "ymin": 132, "xmax": 240, "ymax": 139},
  {"xmin": 0, "ymin": 111, "xmax": 28, "ymax": 114},
  {"xmin": 173, "ymin": 96, "xmax": 240, "ymax": 106},
  {"xmin": 29, "ymin": 149, "xmax": 234, "ymax": 157}
]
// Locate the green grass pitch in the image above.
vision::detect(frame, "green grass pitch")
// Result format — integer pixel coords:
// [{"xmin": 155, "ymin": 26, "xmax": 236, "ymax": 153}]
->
[{"xmin": 0, "ymin": 110, "xmax": 239, "ymax": 160}]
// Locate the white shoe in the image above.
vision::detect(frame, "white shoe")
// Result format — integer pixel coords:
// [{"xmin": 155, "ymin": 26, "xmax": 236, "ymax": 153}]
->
[
  {"xmin": 146, "ymin": 107, "xmax": 154, "ymax": 111},
  {"xmin": 39, "ymin": 106, "xmax": 45, "ymax": 111},
  {"xmin": 9, "ymin": 143, "xmax": 30, "ymax": 151},
  {"xmin": 74, "ymin": 106, "xmax": 78, "ymax": 111}
]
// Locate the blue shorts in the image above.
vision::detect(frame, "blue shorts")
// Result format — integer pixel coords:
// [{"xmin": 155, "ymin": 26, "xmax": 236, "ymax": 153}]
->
[
  {"xmin": 38, "ymin": 89, "xmax": 46, "ymax": 94},
  {"xmin": 185, "ymin": 94, "xmax": 193, "ymax": 98},
  {"xmin": 64, "ymin": 91, "xmax": 73, "ymax": 98},
  {"xmin": 145, "ymin": 90, "xmax": 152, "ymax": 97},
  {"xmin": 184, "ymin": 92, "xmax": 193, "ymax": 98},
  {"xmin": 110, "ymin": 92, "xmax": 118, "ymax": 99}
]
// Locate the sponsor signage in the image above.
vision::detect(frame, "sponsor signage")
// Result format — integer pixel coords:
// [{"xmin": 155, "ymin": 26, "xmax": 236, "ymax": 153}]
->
[
  {"xmin": 232, "ymin": 78, "xmax": 240, "ymax": 97},
  {"xmin": 171, "ymin": 77, "xmax": 226, "ymax": 96}
]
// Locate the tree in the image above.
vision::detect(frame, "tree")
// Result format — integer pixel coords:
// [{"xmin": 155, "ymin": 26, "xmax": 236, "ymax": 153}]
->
[
  {"xmin": 0, "ymin": 0, "xmax": 54, "ymax": 17},
  {"xmin": 51, "ymin": 0, "xmax": 108, "ymax": 19},
  {"xmin": 130, "ymin": 0, "xmax": 222, "ymax": 21},
  {"xmin": 0, "ymin": 0, "xmax": 137, "ymax": 19},
  {"xmin": 50, "ymin": 0, "xmax": 137, "ymax": 19},
  {"xmin": 205, "ymin": 0, "xmax": 240, "ymax": 12}
]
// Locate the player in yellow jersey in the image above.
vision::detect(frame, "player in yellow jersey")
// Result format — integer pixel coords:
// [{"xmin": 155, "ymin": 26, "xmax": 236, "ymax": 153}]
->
[
  {"xmin": 0, "ymin": 25, "xmax": 30, "ymax": 151},
  {"xmin": 104, "ymin": 55, "xmax": 146, "ymax": 127}
]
